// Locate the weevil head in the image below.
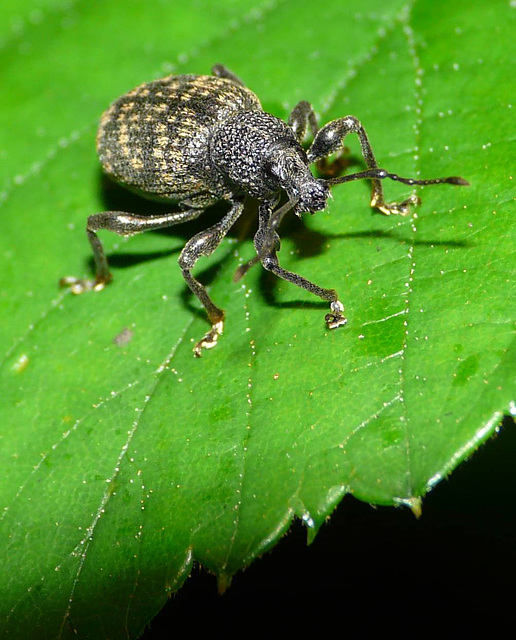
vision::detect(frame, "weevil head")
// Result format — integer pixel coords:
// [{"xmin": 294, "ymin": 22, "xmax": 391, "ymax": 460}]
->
[
  {"xmin": 269, "ymin": 147, "xmax": 330, "ymax": 215},
  {"xmin": 295, "ymin": 176, "xmax": 330, "ymax": 214}
]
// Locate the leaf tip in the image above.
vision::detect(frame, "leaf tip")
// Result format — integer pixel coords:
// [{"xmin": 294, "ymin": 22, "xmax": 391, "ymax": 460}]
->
[
  {"xmin": 217, "ymin": 572, "xmax": 232, "ymax": 595},
  {"xmin": 409, "ymin": 497, "xmax": 423, "ymax": 519}
]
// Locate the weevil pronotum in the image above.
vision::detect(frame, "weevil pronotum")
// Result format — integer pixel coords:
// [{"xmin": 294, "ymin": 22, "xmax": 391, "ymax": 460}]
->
[{"xmin": 61, "ymin": 65, "xmax": 468, "ymax": 356}]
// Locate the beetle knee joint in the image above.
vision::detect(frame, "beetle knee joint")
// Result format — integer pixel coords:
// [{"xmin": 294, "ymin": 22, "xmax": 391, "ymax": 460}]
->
[{"xmin": 261, "ymin": 255, "xmax": 277, "ymax": 271}]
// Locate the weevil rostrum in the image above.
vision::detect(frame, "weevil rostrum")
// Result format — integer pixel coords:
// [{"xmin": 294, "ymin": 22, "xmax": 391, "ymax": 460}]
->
[{"xmin": 61, "ymin": 64, "xmax": 468, "ymax": 356}]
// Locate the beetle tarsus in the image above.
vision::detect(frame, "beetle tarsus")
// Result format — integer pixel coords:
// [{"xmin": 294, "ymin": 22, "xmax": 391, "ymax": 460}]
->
[
  {"xmin": 193, "ymin": 320, "xmax": 224, "ymax": 357},
  {"xmin": 373, "ymin": 194, "xmax": 421, "ymax": 216},
  {"xmin": 325, "ymin": 300, "xmax": 347, "ymax": 330},
  {"xmin": 60, "ymin": 274, "xmax": 112, "ymax": 294}
]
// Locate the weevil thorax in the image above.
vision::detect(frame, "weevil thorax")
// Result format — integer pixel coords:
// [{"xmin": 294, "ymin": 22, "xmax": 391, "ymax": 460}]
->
[
  {"xmin": 209, "ymin": 110, "xmax": 287, "ymax": 198},
  {"xmin": 209, "ymin": 110, "xmax": 329, "ymax": 213}
]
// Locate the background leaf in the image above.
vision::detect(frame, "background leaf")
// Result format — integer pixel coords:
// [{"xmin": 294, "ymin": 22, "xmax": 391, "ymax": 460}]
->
[{"xmin": 1, "ymin": 0, "xmax": 514, "ymax": 637}]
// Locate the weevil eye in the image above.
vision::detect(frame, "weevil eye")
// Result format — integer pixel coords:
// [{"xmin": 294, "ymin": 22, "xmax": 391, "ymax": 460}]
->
[{"xmin": 269, "ymin": 153, "xmax": 304, "ymax": 184}]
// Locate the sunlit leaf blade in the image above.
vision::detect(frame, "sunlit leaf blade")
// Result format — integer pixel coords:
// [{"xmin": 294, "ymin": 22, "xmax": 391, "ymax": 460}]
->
[{"xmin": 1, "ymin": 0, "xmax": 514, "ymax": 637}]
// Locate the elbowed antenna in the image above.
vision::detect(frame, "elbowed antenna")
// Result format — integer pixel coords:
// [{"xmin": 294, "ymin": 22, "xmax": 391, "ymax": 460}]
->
[
  {"xmin": 325, "ymin": 168, "xmax": 469, "ymax": 187},
  {"xmin": 234, "ymin": 169, "xmax": 469, "ymax": 282}
]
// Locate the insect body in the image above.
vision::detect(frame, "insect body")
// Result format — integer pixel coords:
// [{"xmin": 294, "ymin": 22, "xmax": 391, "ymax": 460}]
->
[{"xmin": 61, "ymin": 65, "xmax": 467, "ymax": 356}]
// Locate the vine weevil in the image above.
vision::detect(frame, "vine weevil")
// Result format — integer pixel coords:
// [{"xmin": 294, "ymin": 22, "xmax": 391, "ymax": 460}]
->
[{"xmin": 61, "ymin": 64, "xmax": 468, "ymax": 356}]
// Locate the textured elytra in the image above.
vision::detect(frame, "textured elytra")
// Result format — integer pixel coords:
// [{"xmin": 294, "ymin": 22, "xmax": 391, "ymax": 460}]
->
[{"xmin": 96, "ymin": 74, "xmax": 262, "ymax": 204}]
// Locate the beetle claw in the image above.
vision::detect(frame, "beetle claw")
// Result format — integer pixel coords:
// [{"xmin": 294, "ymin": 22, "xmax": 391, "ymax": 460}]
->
[
  {"xmin": 373, "ymin": 194, "xmax": 420, "ymax": 216},
  {"xmin": 193, "ymin": 320, "xmax": 224, "ymax": 357},
  {"xmin": 59, "ymin": 275, "xmax": 112, "ymax": 294},
  {"xmin": 325, "ymin": 300, "xmax": 347, "ymax": 330}
]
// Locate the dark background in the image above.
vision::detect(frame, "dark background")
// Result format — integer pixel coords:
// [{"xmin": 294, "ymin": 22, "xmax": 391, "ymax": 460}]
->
[{"xmin": 142, "ymin": 415, "xmax": 515, "ymax": 637}]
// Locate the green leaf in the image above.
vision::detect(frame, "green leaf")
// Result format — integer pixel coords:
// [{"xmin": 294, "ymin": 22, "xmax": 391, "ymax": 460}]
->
[{"xmin": 1, "ymin": 0, "xmax": 514, "ymax": 637}]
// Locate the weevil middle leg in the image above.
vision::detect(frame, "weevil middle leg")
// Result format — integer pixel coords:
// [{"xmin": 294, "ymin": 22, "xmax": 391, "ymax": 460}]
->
[
  {"xmin": 178, "ymin": 197, "xmax": 245, "ymax": 356},
  {"xmin": 61, "ymin": 199, "xmax": 246, "ymax": 356}
]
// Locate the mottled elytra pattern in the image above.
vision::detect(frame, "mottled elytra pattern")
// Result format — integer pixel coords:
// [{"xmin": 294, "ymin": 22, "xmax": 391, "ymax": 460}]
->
[
  {"xmin": 97, "ymin": 74, "xmax": 261, "ymax": 204},
  {"xmin": 61, "ymin": 65, "xmax": 467, "ymax": 356}
]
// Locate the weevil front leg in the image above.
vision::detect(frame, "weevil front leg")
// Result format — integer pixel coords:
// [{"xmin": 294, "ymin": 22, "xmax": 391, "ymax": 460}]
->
[
  {"xmin": 253, "ymin": 201, "xmax": 346, "ymax": 330},
  {"xmin": 178, "ymin": 197, "xmax": 245, "ymax": 356},
  {"xmin": 60, "ymin": 208, "xmax": 205, "ymax": 294},
  {"xmin": 308, "ymin": 115, "xmax": 420, "ymax": 215}
]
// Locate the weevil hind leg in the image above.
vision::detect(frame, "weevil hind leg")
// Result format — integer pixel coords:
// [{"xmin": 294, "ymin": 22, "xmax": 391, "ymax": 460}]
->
[
  {"xmin": 60, "ymin": 208, "xmax": 205, "ymax": 294},
  {"xmin": 60, "ymin": 226, "xmax": 113, "ymax": 294}
]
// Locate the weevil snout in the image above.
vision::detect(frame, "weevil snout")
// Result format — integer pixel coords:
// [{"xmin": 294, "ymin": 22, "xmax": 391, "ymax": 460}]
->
[
  {"xmin": 271, "ymin": 148, "xmax": 330, "ymax": 214},
  {"xmin": 295, "ymin": 178, "xmax": 330, "ymax": 215}
]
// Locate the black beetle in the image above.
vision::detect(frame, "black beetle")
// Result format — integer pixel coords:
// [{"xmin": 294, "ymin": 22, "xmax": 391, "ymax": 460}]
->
[{"xmin": 61, "ymin": 64, "xmax": 467, "ymax": 356}]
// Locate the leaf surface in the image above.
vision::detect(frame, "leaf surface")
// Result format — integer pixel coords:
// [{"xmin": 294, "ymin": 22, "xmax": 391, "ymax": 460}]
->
[{"xmin": 1, "ymin": 0, "xmax": 514, "ymax": 637}]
